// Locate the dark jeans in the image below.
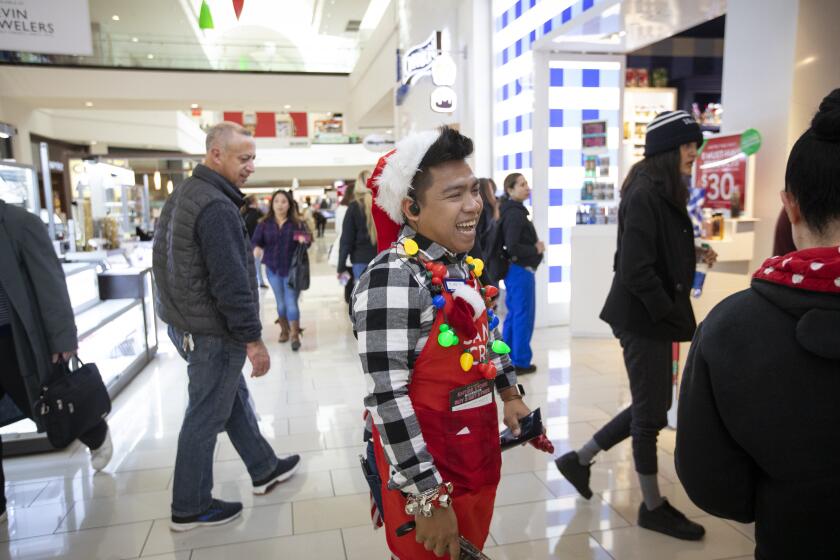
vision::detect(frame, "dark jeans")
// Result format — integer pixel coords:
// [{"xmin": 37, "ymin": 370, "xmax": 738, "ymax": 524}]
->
[
  {"xmin": 592, "ymin": 330, "xmax": 672, "ymax": 475},
  {"xmin": 0, "ymin": 327, "xmax": 107, "ymax": 511},
  {"xmin": 168, "ymin": 326, "xmax": 278, "ymax": 517}
]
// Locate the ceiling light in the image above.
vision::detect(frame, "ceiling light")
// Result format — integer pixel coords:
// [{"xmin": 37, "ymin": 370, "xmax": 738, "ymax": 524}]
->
[
  {"xmin": 284, "ymin": 104, "xmax": 291, "ymax": 109},
  {"xmin": 167, "ymin": 179, "xmax": 174, "ymax": 194},
  {"xmin": 131, "ymin": 37, "xmax": 139, "ymax": 42},
  {"xmin": 147, "ymin": 53, "xmax": 155, "ymax": 59},
  {"xmin": 85, "ymin": 101, "xmax": 94, "ymax": 107},
  {"xmin": 154, "ymin": 171, "xmax": 161, "ymax": 191},
  {"xmin": 190, "ymin": 103, "xmax": 199, "ymax": 109},
  {"xmin": 0, "ymin": 132, "xmax": 10, "ymax": 139},
  {"xmin": 90, "ymin": 141, "xmax": 98, "ymax": 146},
  {"xmin": 111, "ymin": 14, "xmax": 120, "ymax": 21}
]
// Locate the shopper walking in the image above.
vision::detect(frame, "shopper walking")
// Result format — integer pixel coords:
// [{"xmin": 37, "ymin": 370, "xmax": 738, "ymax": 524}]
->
[
  {"xmin": 241, "ymin": 195, "xmax": 267, "ymax": 288},
  {"xmin": 153, "ymin": 122, "xmax": 300, "ymax": 532},
  {"xmin": 0, "ymin": 200, "xmax": 113, "ymax": 520},
  {"xmin": 556, "ymin": 111, "xmax": 714, "ymax": 541},
  {"xmin": 252, "ymin": 189, "xmax": 312, "ymax": 351},
  {"xmin": 475, "ymin": 178, "xmax": 500, "ymax": 260},
  {"xmin": 499, "ymin": 173, "xmax": 544, "ymax": 374},
  {"xmin": 676, "ymin": 90, "xmax": 840, "ymax": 559},
  {"xmin": 337, "ymin": 179, "xmax": 377, "ymax": 288}
]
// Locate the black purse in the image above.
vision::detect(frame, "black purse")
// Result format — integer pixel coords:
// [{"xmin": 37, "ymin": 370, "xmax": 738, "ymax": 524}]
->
[
  {"xmin": 33, "ymin": 358, "xmax": 111, "ymax": 449},
  {"xmin": 288, "ymin": 242, "xmax": 311, "ymax": 291}
]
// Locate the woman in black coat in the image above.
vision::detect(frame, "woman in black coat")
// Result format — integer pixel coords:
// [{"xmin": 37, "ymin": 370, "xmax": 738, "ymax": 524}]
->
[
  {"xmin": 676, "ymin": 89, "xmax": 840, "ymax": 560},
  {"xmin": 337, "ymin": 181, "xmax": 377, "ymax": 285},
  {"xmin": 0, "ymin": 201, "xmax": 111, "ymax": 518},
  {"xmin": 555, "ymin": 111, "xmax": 715, "ymax": 541}
]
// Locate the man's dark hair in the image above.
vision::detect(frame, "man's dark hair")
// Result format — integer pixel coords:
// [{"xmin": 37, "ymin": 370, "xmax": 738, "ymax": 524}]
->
[
  {"xmin": 785, "ymin": 88, "xmax": 840, "ymax": 234},
  {"xmin": 410, "ymin": 126, "xmax": 474, "ymax": 202}
]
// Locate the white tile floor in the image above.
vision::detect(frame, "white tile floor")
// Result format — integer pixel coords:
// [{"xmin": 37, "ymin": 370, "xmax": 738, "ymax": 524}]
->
[{"xmin": 0, "ymin": 236, "xmax": 756, "ymax": 559}]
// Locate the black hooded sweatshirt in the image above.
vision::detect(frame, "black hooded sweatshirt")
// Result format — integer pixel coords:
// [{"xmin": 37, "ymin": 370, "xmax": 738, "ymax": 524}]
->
[{"xmin": 676, "ymin": 248, "xmax": 840, "ymax": 560}]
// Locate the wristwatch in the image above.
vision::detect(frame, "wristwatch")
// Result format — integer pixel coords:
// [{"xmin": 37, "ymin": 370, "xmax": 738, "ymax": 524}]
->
[{"xmin": 501, "ymin": 383, "xmax": 526, "ymax": 402}]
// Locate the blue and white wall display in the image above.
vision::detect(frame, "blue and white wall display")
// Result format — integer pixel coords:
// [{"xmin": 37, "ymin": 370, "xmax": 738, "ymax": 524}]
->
[{"xmin": 492, "ymin": 0, "xmax": 621, "ymax": 326}]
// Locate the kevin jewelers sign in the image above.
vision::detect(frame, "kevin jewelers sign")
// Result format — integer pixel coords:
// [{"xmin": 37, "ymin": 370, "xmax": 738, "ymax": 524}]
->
[{"xmin": 0, "ymin": 0, "xmax": 92, "ymax": 56}]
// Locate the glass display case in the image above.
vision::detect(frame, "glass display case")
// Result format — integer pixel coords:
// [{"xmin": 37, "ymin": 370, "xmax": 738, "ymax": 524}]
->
[
  {"xmin": 0, "ymin": 161, "xmax": 40, "ymax": 213},
  {"xmin": 0, "ymin": 263, "xmax": 158, "ymax": 456}
]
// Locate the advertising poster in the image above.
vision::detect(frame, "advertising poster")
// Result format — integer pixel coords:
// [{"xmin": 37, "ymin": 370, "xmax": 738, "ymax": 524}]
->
[{"xmin": 0, "ymin": 0, "xmax": 93, "ymax": 56}]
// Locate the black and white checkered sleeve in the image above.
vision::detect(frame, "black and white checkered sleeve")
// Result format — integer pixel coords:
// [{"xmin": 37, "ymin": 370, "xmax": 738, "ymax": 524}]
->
[
  {"xmin": 352, "ymin": 256, "xmax": 443, "ymax": 495},
  {"xmin": 488, "ymin": 324, "xmax": 517, "ymax": 392}
]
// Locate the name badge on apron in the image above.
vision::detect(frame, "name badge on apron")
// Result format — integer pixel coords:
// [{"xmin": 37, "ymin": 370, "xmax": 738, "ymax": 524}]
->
[{"xmin": 449, "ymin": 379, "xmax": 494, "ymax": 412}]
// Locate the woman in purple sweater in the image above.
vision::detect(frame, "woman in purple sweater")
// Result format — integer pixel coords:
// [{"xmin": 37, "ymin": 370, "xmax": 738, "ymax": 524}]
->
[{"xmin": 252, "ymin": 190, "xmax": 312, "ymax": 351}]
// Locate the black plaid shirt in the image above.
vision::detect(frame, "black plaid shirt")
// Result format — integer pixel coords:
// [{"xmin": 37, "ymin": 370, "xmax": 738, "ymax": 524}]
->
[{"xmin": 352, "ymin": 226, "xmax": 516, "ymax": 495}]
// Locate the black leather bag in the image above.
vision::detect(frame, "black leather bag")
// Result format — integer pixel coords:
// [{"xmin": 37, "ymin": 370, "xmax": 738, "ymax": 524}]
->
[
  {"xmin": 33, "ymin": 358, "xmax": 111, "ymax": 449},
  {"xmin": 288, "ymin": 242, "xmax": 311, "ymax": 291}
]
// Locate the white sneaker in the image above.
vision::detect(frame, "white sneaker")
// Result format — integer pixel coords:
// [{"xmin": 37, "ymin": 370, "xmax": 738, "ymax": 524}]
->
[{"xmin": 90, "ymin": 430, "xmax": 113, "ymax": 472}]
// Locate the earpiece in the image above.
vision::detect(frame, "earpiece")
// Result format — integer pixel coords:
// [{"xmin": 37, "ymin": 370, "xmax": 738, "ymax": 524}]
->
[{"xmin": 409, "ymin": 201, "xmax": 421, "ymax": 216}]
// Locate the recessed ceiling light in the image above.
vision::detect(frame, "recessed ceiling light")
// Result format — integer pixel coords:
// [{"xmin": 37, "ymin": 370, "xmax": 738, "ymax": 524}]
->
[
  {"xmin": 284, "ymin": 104, "xmax": 291, "ymax": 109},
  {"xmin": 85, "ymin": 101, "xmax": 94, "ymax": 107},
  {"xmin": 147, "ymin": 53, "xmax": 155, "ymax": 59},
  {"xmin": 190, "ymin": 103, "xmax": 199, "ymax": 109},
  {"xmin": 131, "ymin": 37, "xmax": 139, "ymax": 42},
  {"xmin": 112, "ymin": 14, "xmax": 120, "ymax": 21},
  {"xmin": 90, "ymin": 141, "xmax": 98, "ymax": 146}
]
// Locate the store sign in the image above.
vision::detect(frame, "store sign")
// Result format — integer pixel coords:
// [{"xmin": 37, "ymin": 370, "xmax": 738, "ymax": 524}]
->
[
  {"xmin": 0, "ymin": 0, "xmax": 93, "ymax": 56},
  {"xmin": 694, "ymin": 133, "xmax": 752, "ymax": 211},
  {"xmin": 401, "ymin": 31, "xmax": 440, "ymax": 86},
  {"xmin": 363, "ymin": 134, "xmax": 395, "ymax": 153},
  {"xmin": 431, "ymin": 86, "xmax": 456, "ymax": 113}
]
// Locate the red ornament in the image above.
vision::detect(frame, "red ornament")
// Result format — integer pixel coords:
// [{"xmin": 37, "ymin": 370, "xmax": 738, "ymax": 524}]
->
[
  {"xmin": 478, "ymin": 363, "xmax": 496, "ymax": 380},
  {"xmin": 232, "ymin": 0, "xmax": 244, "ymax": 19},
  {"xmin": 529, "ymin": 434, "xmax": 555, "ymax": 454},
  {"xmin": 431, "ymin": 277, "xmax": 443, "ymax": 286},
  {"xmin": 425, "ymin": 262, "xmax": 435, "ymax": 271},
  {"xmin": 484, "ymin": 285, "xmax": 499, "ymax": 299}
]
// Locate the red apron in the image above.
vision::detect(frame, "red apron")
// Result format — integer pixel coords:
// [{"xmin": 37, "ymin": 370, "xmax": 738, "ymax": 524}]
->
[{"xmin": 373, "ymin": 284, "xmax": 502, "ymax": 559}]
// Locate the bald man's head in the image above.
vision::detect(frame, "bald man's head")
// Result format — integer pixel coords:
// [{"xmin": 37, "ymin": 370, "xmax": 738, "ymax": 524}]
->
[{"xmin": 204, "ymin": 122, "xmax": 256, "ymax": 189}]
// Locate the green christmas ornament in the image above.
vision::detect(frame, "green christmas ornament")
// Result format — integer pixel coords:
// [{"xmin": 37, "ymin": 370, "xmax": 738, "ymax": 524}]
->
[
  {"xmin": 198, "ymin": 0, "xmax": 214, "ymax": 29},
  {"xmin": 491, "ymin": 340, "xmax": 511, "ymax": 354},
  {"xmin": 440, "ymin": 324, "xmax": 450, "ymax": 332}
]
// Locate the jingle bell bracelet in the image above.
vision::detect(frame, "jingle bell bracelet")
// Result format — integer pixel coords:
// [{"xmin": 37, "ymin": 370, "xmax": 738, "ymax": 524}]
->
[{"xmin": 405, "ymin": 481, "xmax": 454, "ymax": 518}]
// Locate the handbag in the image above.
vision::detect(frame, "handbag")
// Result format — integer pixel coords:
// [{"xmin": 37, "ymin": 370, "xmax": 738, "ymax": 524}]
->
[
  {"xmin": 288, "ymin": 241, "xmax": 311, "ymax": 291},
  {"xmin": 33, "ymin": 357, "xmax": 111, "ymax": 449}
]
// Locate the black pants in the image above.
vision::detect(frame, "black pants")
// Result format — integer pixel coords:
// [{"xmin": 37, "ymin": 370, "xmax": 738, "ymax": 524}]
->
[
  {"xmin": 592, "ymin": 330, "xmax": 672, "ymax": 475},
  {"xmin": 0, "ymin": 327, "xmax": 107, "ymax": 510}
]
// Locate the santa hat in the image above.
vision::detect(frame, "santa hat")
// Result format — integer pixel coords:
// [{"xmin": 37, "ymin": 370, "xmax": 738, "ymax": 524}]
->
[{"xmin": 367, "ymin": 130, "xmax": 440, "ymax": 252}]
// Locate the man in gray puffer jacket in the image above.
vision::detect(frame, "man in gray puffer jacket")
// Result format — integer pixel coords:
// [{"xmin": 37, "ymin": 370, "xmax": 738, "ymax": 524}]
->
[{"xmin": 153, "ymin": 122, "xmax": 300, "ymax": 532}]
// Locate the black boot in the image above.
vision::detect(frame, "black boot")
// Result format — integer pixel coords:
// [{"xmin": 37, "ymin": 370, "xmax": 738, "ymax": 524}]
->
[
  {"xmin": 555, "ymin": 451, "xmax": 593, "ymax": 499},
  {"xmin": 638, "ymin": 498, "xmax": 706, "ymax": 541}
]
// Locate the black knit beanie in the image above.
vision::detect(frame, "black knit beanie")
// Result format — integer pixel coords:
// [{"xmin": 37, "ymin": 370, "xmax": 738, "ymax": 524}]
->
[{"xmin": 644, "ymin": 110, "xmax": 703, "ymax": 157}]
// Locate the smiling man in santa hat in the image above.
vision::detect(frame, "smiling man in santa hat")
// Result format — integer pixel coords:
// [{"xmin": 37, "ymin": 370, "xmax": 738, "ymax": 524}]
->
[{"xmin": 352, "ymin": 126, "xmax": 540, "ymax": 559}]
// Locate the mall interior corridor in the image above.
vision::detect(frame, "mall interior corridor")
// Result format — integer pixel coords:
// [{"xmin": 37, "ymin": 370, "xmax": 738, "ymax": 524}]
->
[{"xmin": 0, "ymin": 234, "xmax": 756, "ymax": 560}]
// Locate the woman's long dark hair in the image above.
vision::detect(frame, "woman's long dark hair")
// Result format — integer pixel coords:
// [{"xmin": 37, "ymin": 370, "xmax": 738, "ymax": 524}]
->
[
  {"xmin": 621, "ymin": 148, "xmax": 687, "ymax": 205},
  {"xmin": 479, "ymin": 178, "xmax": 500, "ymax": 220},
  {"xmin": 261, "ymin": 189, "xmax": 302, "ymax": 226}
]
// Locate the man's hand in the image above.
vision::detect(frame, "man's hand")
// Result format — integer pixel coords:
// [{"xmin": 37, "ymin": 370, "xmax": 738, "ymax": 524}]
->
[
  {"xmin": 502, "ymin": 398, "xmax": 532, "ymax": 437},
  {"xmin": 415, "ymin": 506, "xmax": 460, "ymax": 559},
  {"xmin": 535, "ymin": 240, "xmax": 545, "ymax": 255},
  {"xmin": 51, "ymin": 351, "xmax": 76, "ymax": 364},
  {"xmin": 246, "ymin": 340, "xmax": 270, "ymax": 377}
]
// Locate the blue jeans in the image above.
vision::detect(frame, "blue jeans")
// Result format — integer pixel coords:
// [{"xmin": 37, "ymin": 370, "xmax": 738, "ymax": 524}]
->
[
  {"xmin": 266, "ymin": 268, "xmax": 300, "ymax": 321},
  {"xmin": 255, "ymin": 255, "xmax": 266, "ymax": 286},
  {"xmin": 502, "ymin": 264, "xmax": 536, "ymax": 368},
  {"xmin": 168, "ymin": 326, "xmax": 278, "ymax": 517},
  {"xmin": 352, "ymin": 262, "xmax": 368, "ymax": 280}
]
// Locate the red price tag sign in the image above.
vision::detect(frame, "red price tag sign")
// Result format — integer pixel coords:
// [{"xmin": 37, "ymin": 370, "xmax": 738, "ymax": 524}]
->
[{"xmin": 694, "ymin": 134, "xmax": 747, "ymax": 210}]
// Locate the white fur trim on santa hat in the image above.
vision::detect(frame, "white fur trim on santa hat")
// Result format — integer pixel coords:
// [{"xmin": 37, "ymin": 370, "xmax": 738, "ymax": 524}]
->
[
  {"xmin": 452, "ymin": 282, "xmax": 485, "ymax": 321},
  {"xmin": 373, "ymin": 130, "xmax": 439, "ymax": 223}
]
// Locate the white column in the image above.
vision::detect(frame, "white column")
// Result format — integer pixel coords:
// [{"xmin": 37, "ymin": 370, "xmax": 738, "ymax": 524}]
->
[
  {"xmin": 720, "ymin": 0, "xmax": 799, "ymax": 267},
  {"xmin": 531, "ymin": 50, "xmax": 552, "ymax": 328},
  {"xmin": 458, "ymin": 0, "xmax": 493, "ymax": 176}
]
